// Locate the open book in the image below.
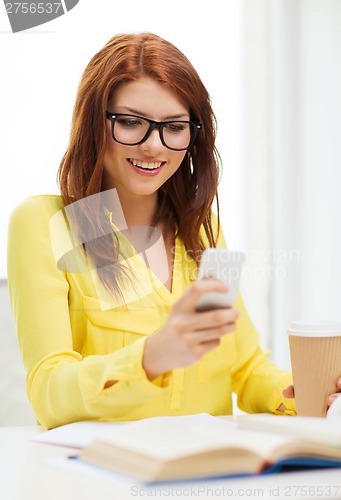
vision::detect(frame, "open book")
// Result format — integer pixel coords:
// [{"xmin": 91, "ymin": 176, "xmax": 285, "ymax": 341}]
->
[{"xmin": 76, "ymin": 414, "xmax": 341, "ymax": 482}]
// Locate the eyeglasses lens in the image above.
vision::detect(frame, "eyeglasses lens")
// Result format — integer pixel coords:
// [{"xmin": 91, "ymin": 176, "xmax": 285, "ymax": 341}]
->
[{"xmin": 113, "ymin": 115, "xmax": 195, "ymax": 150}]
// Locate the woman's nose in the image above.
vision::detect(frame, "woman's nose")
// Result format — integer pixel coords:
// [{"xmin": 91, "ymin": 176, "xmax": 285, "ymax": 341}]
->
[{"xmin": 140, "ymin": 128, "xmax": 165, "ymax": 153}]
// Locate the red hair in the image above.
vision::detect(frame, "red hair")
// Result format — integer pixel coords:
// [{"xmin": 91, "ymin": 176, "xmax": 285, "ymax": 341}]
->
[{"xmin": 58, "ymin": 33, "xmax": 221, "ymax": 293}]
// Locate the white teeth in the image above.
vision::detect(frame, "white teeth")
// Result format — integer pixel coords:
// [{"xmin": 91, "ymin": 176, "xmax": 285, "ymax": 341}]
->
[{"xmin": 129, "ymin": 159, "xmax": 163, "ymax": 170}]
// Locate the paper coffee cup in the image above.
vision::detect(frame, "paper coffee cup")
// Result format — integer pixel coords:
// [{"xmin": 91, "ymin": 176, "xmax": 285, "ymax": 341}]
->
[{"xmin": 287, "ymin": 321, "xmax": 341, "ymax": 417}]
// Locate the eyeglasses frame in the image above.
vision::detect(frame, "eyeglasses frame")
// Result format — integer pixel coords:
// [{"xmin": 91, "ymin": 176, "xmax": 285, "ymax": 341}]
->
[{"xmin": 106, "ymin": 112, "xmax": 201, "ymax": 151}]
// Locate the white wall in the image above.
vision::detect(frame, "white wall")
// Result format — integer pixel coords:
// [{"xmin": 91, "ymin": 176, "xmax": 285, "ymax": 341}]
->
[{"xmin": 0, "ymin": 0, "xmax": 244, "ymax": 281}]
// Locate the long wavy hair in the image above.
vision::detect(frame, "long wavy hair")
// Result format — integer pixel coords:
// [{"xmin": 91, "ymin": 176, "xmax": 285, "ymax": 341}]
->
[{"xmin": 58, "ymin": 32, "xmax": 221, "ymax": 296}]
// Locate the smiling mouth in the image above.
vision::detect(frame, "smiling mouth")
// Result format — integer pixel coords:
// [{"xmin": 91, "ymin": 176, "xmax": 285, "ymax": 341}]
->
[{"xmin": 128, "ymin": 158, "xmax": 164, "ymax": 170}]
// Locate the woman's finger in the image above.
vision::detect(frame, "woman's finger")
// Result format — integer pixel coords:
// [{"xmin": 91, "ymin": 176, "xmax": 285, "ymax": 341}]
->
[
  {"xmin": 185, "ymin": 322, "xmax": 237, "ymax": 346},
  {"xmin": 172, "ymin": 279, "xmax": 228, "ymax": 314},
  {"xmin": 328, "ymin": 392, "xmax": 341, "ymax": 407},
  {"xmin": 171, "ymin": 308, "xmax": 239, "ymax": 334},
  {"xmin": 282, "ymin": 385, "xmax": 295, "ymax": 398}
]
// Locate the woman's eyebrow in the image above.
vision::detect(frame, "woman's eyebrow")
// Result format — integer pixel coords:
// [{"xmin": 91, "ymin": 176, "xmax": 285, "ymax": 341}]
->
[{"xmin": 116, "ymin": 106, "xmax": 190, "ymax": 120}]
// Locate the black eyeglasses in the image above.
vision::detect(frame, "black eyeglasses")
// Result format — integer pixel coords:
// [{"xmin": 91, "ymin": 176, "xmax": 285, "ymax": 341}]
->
[{"xmin": 106, "ymin": 112, "xmax": 201, "ymax": 151}]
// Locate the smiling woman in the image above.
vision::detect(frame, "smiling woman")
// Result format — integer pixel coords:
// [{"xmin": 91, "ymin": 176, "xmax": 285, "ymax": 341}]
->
[
  {"xmin": 7, "ymin": 32, "xmax": 299, "ymax": 429},
  {"xmin": 102, "ymin": 77, "xmax": 191, "ymax": 195}
]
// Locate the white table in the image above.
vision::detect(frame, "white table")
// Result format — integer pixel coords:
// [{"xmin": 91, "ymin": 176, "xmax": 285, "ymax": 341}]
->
[{"xmin": 1, "ymin": 426, "xmax": 341, "ymax": 500}]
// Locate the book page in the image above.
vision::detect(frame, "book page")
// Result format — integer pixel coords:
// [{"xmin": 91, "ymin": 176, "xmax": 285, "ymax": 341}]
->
[
  {"xmin": 236, "ymin": 414, "xmax": 341, "ymax": 447},
  {"xmin": 93, "ymin": 414, "xmax": 297, "ymax": 461},
  {"xmin": 32, "ymin": 414, "xmax": 227, "ymax": 449},
  {"xmin": 33, "ymin": 413, "xmax": 326, "ymax": 463},
  {"xmin": 32, "ymin": 420, "xmax": 127, "ymax": 448}
]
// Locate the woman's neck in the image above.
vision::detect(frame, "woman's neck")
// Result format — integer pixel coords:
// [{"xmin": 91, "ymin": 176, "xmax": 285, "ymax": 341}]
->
[{"xmin": 115, "ymin": 190, "xmax": 158, "ymax": 228}]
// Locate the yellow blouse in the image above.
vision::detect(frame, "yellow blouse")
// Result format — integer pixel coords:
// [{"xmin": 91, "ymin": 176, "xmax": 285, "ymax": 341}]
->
[{"xmin": 7, "ymin": 195, "xmax": 295, "ymax": 429}]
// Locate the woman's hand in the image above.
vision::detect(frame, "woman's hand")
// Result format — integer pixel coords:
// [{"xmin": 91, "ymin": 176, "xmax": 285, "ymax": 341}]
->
[
  {"xmin": 282, "ymin": 376, "xmax": 341, "ymax": 409},
  {"xmin": 282, "ymin": 385, "xmax": 295, "ymax": 399},
  {"xmin": 327, "ymin": 377, "xmax": 341, "ymax": 407},
  {"xmin": 143, "ymin": 279, "xmax": 239, "ymax": 380}
]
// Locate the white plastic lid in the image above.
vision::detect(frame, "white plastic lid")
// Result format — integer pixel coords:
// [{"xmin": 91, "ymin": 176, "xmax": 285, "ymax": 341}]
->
[{"xmin": 287, "ymin": 320, "xmax": 341, "ymax": 337}]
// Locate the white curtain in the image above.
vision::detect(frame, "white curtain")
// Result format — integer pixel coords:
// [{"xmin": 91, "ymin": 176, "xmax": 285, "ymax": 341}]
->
[{"xmin": 241, "ymin": 0, "xmax": 341, "ymax": 370}]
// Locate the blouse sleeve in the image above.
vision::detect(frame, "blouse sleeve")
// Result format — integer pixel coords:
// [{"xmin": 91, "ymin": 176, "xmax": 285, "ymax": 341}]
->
[
  {"xmin": 231, "ymin": 293, "xmax": 296, "ymax": 415},
  {"xmin": 7, "ymin": 197, "xmax": 167, "ymax": 429}
]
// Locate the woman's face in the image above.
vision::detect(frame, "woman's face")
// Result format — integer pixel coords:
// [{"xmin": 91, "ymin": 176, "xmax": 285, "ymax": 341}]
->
[{"xmin": 103, "ymin": 76, "xmax": 188, "ymax": 197}]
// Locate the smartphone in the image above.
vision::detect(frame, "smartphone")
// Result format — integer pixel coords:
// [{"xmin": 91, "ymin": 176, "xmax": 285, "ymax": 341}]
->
[{"xmin": 195, "ymin": 248, "xmax": 245, "ymax": 311}]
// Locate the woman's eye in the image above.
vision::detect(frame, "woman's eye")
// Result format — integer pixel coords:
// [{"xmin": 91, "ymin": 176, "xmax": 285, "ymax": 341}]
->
[
  {"xmin": 117, "ymin": 118, "xmax": 141, "ymax": 127},
  {"xmin": 165, "ymin": 123, "xmax": 185, "ymax": 133}
]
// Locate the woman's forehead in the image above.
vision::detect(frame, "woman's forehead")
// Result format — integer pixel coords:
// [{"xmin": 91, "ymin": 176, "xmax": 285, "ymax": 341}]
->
[{"xmin": 108, "ymin": 77, "xmax": 189, "ymax": 118}]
